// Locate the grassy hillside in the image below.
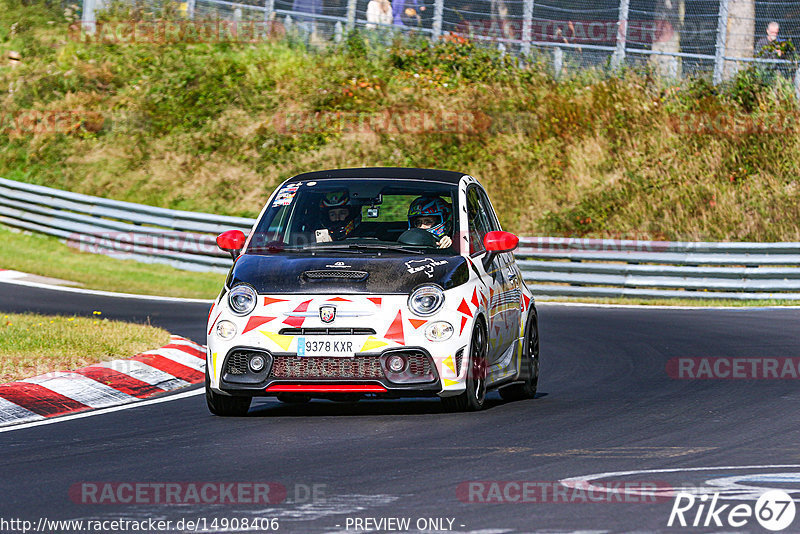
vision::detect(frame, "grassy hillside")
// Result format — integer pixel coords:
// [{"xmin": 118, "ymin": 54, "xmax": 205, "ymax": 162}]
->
[{"xmin": 2, "ymin": 0, "xmax": 800, "ymax": 241}]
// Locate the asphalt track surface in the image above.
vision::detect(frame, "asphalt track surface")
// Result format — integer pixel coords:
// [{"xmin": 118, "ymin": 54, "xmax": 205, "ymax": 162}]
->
[{"xmin": 2, "ymin": 281, "xmax": 800, "ymax": 533}]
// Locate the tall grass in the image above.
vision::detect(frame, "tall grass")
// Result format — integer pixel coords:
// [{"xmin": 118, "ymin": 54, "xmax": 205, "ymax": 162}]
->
[{"xmin": 1, "ymin": 0, "xmax": 799, "ymax": 240}]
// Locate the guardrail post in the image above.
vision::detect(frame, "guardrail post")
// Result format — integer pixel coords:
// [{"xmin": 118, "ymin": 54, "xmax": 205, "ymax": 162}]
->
[
  {"xmin": 713, "ymin": 0, "xmax": 729, "ymax": 85},
  {"xmin": 263, "ymin": 0, "xmax": 274, "ymax": 22},
  {"xmin": 553, "ymin": 46, "xmax": 563, "ymax": 78},
  {"xmin": 82, "ymin": 0, "xmax": 96, "ymax": 34},
  {"xmin": 794, "ymin": 66, "xmax": 800, "ymax": 100},
  {"xmin": 334, "ymin": 21, "xmax": 343, "ymax": 42},
  {"xmin": 521, "ymin": 0, "xmax": 534, "ymax": 56},
  {"xmin": 610, "ymin": 0, "xmax": 630, "ymax": 70},
  {"xmin": 346, "ymin": 0, "xmax": 356, "ymax": 32},
  {"xmin": 432, "ymin": 0, "xmax": 444, "ymax": 41}
]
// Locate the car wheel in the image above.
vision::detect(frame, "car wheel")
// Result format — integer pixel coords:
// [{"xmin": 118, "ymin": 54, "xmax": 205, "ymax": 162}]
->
[
  {"xmin": 499, "ymin": 307, "xmax": 539, "ymax": 402},
  {"xmin": 442, "ymin": 320, "xmax": 488, "ymax": 412},
  {"xmin": 205, "ymin": 368, "xmax": 251, "ymax": 416}
]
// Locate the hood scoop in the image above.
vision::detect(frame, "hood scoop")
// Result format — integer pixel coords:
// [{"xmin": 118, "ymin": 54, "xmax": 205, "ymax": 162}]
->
[{"xmin": 302, "ymin": 270, "xmax": 369, "ymax": 281}]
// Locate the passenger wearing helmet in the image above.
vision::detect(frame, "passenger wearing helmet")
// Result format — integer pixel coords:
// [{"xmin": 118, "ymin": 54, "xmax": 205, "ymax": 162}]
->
[
  {"xmin": 407, "ymin": 196, "xmax": 453, "ymax": 249},
  {"xmin": 317, "ymin": 191, "xmax": 361, "ymax": 242}
]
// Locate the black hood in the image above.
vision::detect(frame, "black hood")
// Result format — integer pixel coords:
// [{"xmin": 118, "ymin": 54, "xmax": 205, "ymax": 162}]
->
[{"xmin": 227, "ymin": 253, "xmax": 469, "ymax": 294}]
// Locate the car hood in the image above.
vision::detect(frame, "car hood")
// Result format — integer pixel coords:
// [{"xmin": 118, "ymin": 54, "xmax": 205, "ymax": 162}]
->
[{"xmin": 227, "ymin": 253, "xmax": 469, "ymax": 294}]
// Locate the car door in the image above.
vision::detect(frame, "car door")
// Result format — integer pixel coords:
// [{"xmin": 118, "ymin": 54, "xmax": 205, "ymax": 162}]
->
[
  {"xmin": 466, "ymin": 186, "xmax": 507, "ymax": 365},
  {"xmin": 477, "ymin": 187, "xmax": 521, "ymax": 355}
]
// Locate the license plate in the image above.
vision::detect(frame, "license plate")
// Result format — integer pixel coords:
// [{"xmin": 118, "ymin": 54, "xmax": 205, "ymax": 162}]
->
[{"xmin": 297, "ymin": 336, "xmax": 355, "ymax": 357}]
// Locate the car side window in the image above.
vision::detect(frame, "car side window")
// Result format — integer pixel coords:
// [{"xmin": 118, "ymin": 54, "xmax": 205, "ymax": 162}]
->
[
  {"xmin": 467, "ymin": 187, "xmax": 492, "ymax": 255},
  {"xmin": 477, "ymin": 189, "xmax": 501, "ymax": 232}
]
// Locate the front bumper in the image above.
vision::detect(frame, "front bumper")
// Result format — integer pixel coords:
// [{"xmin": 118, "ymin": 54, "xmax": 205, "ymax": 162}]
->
[
  {"xmin": 216, "ymin": 345, "xmax": 443, "ymax": 396},
  {"xmin": 206, "ymin": 293, "xmax": 476, "ymax": 397}
]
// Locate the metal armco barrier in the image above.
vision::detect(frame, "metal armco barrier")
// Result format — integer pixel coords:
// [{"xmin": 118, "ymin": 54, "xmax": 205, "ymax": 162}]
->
[
  {"xmin": 517, "ymin": 237, "xmax": 800, "ymax": 300},
  {"xmin": 2, "ymin": 177, "xmax": 800, "ymax": 299},
  {"xmin": 0, "ymin": 177, "xmax": 252, "ymax": 273}
]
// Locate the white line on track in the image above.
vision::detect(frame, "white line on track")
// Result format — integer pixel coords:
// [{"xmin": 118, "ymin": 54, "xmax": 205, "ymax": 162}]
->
[
  {"xmin": 0, "ymin": 277, "xmax": 213, "ymax": 303},
  {"xmin": 0, "ymin": 388, "xmax": 204, "ymax": 434},
  {"xmin": 4, "ymin": 271, "xmax": 800, "ymax": 310}
]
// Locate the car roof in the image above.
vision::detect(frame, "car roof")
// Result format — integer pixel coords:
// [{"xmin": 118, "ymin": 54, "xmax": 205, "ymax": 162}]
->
[{"xmin": 288, "ymin": 167, "xmax": 467, "ymax": 185}]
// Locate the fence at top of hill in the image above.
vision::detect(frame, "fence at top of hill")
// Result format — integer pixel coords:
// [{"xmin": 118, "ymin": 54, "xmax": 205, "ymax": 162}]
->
[{"xmin": 81, "ymin": 0, "xmax": 800, "ymax": 93}]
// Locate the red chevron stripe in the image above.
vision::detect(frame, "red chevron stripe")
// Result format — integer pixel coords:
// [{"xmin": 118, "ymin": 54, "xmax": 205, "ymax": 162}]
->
[
  {"xmin": 129, "ymin": 354, "xmax": 203, "ymax": 383},
  {"xmin": 72, "ymin": 367, "xmax": 167, "ymax": 399},
  {"xmin": 0, "ymin": 382, "xmax": 90, "ymax": 417},
  {"xmin": 161, "ymin": 344, "xmax": 205, "ymax": 358}
]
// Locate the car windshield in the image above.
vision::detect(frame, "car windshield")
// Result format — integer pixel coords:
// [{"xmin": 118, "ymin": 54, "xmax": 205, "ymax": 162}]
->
[{"xmin": 246, "ymin": 178, "xmax": 458, "ymax": 255}]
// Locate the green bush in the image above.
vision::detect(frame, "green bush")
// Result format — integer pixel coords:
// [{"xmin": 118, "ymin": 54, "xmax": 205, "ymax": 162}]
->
[{"xmin": 1, "ymin": 0, "xmax": 799, "ymax": 240}]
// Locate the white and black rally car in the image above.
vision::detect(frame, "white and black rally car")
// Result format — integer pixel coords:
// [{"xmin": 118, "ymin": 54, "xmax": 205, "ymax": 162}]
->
[{"xmin": 206, "ymin": 168, "xmax": 538, "ymax": 414}]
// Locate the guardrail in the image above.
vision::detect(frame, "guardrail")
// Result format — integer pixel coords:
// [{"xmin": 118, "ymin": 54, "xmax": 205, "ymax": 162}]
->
[
  {"xmin": 517, "ymin": 237, "xmax": 800, "ymax": 300},
  {"xmin": 2, "ymin": 177, "xmax": 800, "ymax": 299},
  {"xmin": 0, "ymin": 177, "xmax": 253, "ymax": 273}
]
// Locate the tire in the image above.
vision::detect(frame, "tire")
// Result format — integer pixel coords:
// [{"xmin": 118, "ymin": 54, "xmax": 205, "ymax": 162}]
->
[
  {"xmin": 499, "ymin": 307, "xmax": 539, "ymax": 402},
  {"xmin": 442, "ymin": 320, "xmax": 488, "ymax": 412},
  {"xmin": 206, "ymin": 368, "xmax": 251, "ymax": 416}
]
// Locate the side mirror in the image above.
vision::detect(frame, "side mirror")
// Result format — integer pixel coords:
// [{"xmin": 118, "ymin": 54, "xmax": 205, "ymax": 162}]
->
[
  {"xmin": 484, "ymin": 231, "xmax": 519, "ymax": 253},
  {"xmin": 217, "ymin": 230, "xmax": 246, "ymax": 260}
]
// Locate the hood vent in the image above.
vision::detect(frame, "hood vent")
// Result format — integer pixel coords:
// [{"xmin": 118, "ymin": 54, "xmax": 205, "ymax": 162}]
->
[{"xmin": 303, "ymin": 270, "xmax": 369, "ymax": 281}]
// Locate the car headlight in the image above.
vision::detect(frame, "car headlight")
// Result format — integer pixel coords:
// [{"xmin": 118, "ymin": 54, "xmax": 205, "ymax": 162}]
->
[
  {"xmin": 425, "ymin": 321, "xmax": 453, "ymax": 342},
  {"xmin": 408, "ymin": 284, "xmax": 445, "ymax": 316},
  {"xmin": 228, "ymin": 285, "xmax": 257, "ymax": 316},
  {"xmin": 216, "ymin": 320, "xmax": 237, "ymax": 340}
]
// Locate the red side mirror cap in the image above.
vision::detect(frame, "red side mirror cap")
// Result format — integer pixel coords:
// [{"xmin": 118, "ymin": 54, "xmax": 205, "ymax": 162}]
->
[
  {"xmin": 484, "ymin": 231, "xmax": 519, "ymax": 253},
  {"xmin": 217, "ymin": 230, "xmax": 246, "ymax": 253}
]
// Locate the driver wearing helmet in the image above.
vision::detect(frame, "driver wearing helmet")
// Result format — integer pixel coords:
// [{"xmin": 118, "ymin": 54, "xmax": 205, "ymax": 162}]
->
[
  {"xmin": 317, "ymin": 191, "xmax": 361, "ymax": 242},
  {"xmin": 407, "ymin": 196, "xmax": 453, "ymax": 249}
]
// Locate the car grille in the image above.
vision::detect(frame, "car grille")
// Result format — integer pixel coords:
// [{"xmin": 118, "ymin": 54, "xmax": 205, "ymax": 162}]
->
[
  {"xmin": 279, "ymin": 328, "xmax": 376, "ymax": 335},
  {"xmin": 271, "ymin": 356, "xmax": 384, "ymax": 379},
  {"xmin": 407, "ymin": 351, "xmax": 433, "ymax": 377},
  {"xmin": 226, "ymin": 351, "xmax": 251, "ymax": 375},
  {"xmin": 224, "ymin": 349, "xmax": 273, "ymax": 377},
  {"xmin": 303, "ymin": 270, "xmax": 369, "ymax": 281},
  {"xmin": 455, "ymin": 348, "xmax": 464, "ymax": 376}
]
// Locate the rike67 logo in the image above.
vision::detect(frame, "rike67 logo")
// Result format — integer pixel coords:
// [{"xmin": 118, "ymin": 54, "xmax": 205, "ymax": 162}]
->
[{"xmin": 668, "ymin": 490, "xmax": 796, "ymax": 531}]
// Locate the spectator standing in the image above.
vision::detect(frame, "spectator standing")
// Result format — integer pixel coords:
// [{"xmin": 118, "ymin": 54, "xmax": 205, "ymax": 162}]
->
[
  {"xmin": 755, "ymin": 21, "xmax": 795, "ymax": 78},
  {"xmin": 366, "ymin": 0, "xmax": 392, "ymax": 30},
  {"xmin": 392, "ymin": 0, "xmax": 425, "ymax": 27},
  {"xmin": 755, "ymin": 21, "xmax": 782, "ymax": 57}
]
